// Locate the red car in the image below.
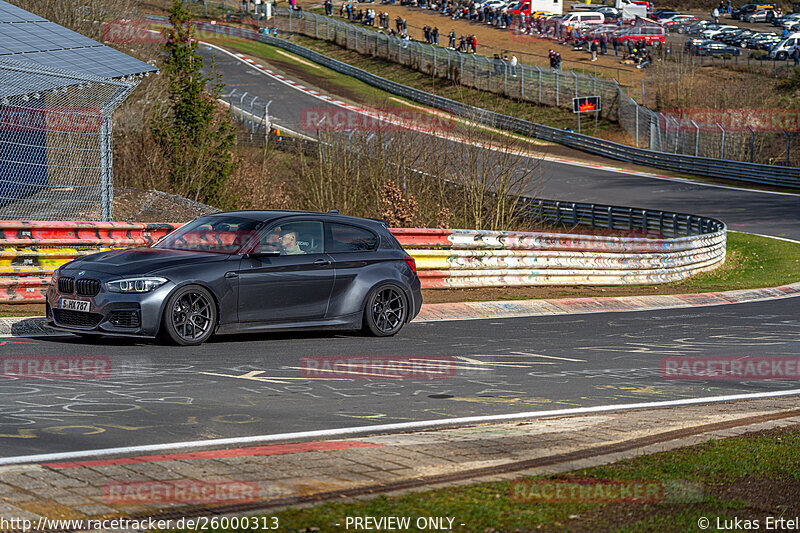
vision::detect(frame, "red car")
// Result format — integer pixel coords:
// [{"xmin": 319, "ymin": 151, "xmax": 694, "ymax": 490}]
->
[
  {"xmin": 662, "ymin": 15, "xmax": 699, "ymax": 27},
  {"xmin": 616, "ymin": 26, "xmax": 666, "ymax": 45}
]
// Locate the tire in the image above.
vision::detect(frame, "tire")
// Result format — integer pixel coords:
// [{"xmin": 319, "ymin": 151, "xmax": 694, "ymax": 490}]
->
[
  {"xmin": 160, "ymin": 285, "xmax": 217, "ymax": 346},
  {"xmin": 777, "ymin": 51, "xmax": 788, "ymax": 60},
  {"xmin": 362, "ymin": 283, "xmax": 408, "ymax": 337}
]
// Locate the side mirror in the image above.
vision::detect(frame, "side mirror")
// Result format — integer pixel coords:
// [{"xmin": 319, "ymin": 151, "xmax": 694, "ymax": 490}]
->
[{"xmin": 248, "ymin": 243, "xmax": 281, "ymax": 257}]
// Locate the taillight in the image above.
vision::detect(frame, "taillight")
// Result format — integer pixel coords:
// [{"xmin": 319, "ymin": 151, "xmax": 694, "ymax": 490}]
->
[{"xmin": 404, "ymin": 255, "xmax": 417, "ymax": 275}]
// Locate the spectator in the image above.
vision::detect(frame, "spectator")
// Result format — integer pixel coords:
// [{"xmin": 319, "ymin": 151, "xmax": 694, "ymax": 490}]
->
[
  {"xmin": 433, "ymin": 26, "xmax": 439, "ymax": 45},
  {"xmin": 471, "ymin": 34, "xmax": 477, "ymax": 53},
  {"xmin": 794, "ymin": 46, "xmax": 800, "ymax": 67},
  {"xmin": 510, "ymin": 54, "xmax": 518, "ymax": 76},
  {"xmin": 325, "ymin": 0, "xmax": 333, "ymax": 16},
  {"xmin": 612, "ymin": 35, "xmax": 619, "ymax": 56},
  {"xmin": 590, "ymin": 39, "xmax": 598, "ymax": 61},
  {"xmin": 449, "ymin": 29, "xmax": 456, "ymax": 48},
  {"xmin": 600, "ymin": 33, "xmax": 608, "ymax": 55},
  {"xmin": 712, "ymin": 7, "xmax": 719, "ymax": 23}
]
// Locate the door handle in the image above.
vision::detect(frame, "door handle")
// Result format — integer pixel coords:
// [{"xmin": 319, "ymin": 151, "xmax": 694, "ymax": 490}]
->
[
  {"xmin": 313, "ymin": 258, "xmax": 332, "ymax": 267},
  {"xmin": 224, "ymin": 271, "xmax": 238, "ymax": 279}
]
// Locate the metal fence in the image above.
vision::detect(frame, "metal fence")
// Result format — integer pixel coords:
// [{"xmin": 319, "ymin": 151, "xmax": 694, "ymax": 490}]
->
[
  {"xmin": 0, "ymin": 58, "xmax": 140, "ymax": 221},
  {"xmin": 270, "ymin": 9, "xmax": 798, "ymax": 166}
]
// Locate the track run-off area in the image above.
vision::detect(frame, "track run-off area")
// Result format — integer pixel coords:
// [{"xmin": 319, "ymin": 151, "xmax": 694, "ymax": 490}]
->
[{"xmin": 1, "ymin": 43, "xmax": 799, "ymax": 464}]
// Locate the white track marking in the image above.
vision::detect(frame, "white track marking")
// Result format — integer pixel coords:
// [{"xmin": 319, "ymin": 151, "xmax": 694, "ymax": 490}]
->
[
  {"xmin": 201, "ymin": 41, "xmax": 800, "ymax": 198},
  {"xmin": 3, "ymin": 388, "xmax": 800, "ymax": 465}
]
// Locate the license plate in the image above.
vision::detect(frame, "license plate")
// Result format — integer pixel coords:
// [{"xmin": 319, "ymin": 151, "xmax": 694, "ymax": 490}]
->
[{"xmin": 59, "ymin": 298, "xmax": 90, "ymax": 312}]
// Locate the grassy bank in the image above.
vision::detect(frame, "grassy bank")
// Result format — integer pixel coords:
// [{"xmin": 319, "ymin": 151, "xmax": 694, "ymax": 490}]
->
[{"xmin": 171, "ymin": 424, "xmax": 800, "ymax": 532}]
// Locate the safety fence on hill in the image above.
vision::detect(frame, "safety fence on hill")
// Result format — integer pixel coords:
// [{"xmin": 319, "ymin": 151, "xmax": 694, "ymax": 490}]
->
[{"xmin": 0, "ymin": 204, "xmax": 725, "ymax": 301}]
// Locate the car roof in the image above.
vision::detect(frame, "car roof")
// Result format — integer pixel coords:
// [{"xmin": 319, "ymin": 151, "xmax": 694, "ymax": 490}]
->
[{"xmin": 205, "ymin": 210, "xmax": 388, "ymax": 228}]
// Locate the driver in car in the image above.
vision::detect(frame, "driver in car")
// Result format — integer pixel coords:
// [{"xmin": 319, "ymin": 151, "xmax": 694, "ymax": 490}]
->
[{"xmin": 279, "ymin": 229, "xmax": 304, "ymax": 255}]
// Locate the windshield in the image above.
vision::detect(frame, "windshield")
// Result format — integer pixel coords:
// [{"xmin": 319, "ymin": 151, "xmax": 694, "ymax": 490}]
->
[{"xmin": 154, "ymin": 215, "xmax": 265, "ymax": 254}]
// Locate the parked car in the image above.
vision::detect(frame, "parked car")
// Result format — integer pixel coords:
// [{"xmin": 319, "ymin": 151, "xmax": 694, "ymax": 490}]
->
[
  {"xmin": 727, "ymin": 29, "xmax": 756, "ymax": 44},
  {"xmin": 592, "ymin": 6, "xmax": 621, "ymax": 20},
  {"xmin": 732, "ymin": 3, "xmax": 776, "ymax": 20},
  {"xmin": 701, "ymin": 25, "xmax": 739, "ymax": 38},
  {"xmin": 614, "ymin": 25, "xmax": 665, "ymax": 45},
  {"xmin": 746, "ymin": 8, "xmax": 777, "ymax": 22},
  {"xmin": 697, "ymin": 41, "xmax": 744, "ymax": 55},
  {"xmin": 46, "ymin": 211, "xmax": 423, "ymax": 345},
  {"xmin": 772, "ymin": 12, "xmax": 800, "ymax": 26},
  {"xmin": 769, "ymin": 32, "xmax": 800, "ymax": 58},
  {"xmin": 685, "ymin": 37, "xmax": 713, "ymax": 54},
  {"xmin": 662, "ymin": 14, "xmax": 699, "ymax": 28},
  {"xmin": 652, "ymin": 9, "xmax": 680, "ymax": 19}
]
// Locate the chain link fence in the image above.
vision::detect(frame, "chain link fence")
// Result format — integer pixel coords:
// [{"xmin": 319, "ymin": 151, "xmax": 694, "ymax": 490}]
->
[
  {"xmin": 0, "ymin": 58, "xmax": 140, "ymax": 220},
  {"xmin": 267, "ymin": 9, "xmax": 796, "ymax": 166}
]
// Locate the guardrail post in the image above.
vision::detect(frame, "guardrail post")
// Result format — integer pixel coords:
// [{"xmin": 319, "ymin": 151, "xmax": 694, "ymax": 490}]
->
[
  {"xmin": 628, "ymin": 208, "xmax": 633, "ymax": 230},
  {"xmin": 607, "ymin": 207, "xmax": 613, "ymax": 230},
  {"xmin": 591, "ymin": 204, "xmax": 596, "ymax": 227},
  {"xmin": 673, "ymin": 214, "xmax": 678, "ymax": 237},
  {"xmin": 555, "ymin": 201, "xmax": 561, "ymax": 225},
  {"xmin": 642, "ymin": 210, "xmax": 648, "ymax": 233},
  {"xmin": 573, "ymin": 203, "xmax": 578, "ymax": 226},
  {"xmin": 659, "ymin": 211, "xmax": 664, "ymax": 235}
]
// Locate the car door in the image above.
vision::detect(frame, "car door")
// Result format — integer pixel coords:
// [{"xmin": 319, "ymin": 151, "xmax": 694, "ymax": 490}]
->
[
  {"xmin": 324, "ymin": 221, "xmax": 383, "ymax": 317},
  {"xmin": 236, "ymin": 219, "xmax": 335, "ymax": 324}
]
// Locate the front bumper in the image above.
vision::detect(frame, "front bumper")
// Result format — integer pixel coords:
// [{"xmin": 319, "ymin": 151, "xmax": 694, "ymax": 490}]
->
[{"xmin": 46, "ymin": 277, "xmax": 174, "ymax": 338}]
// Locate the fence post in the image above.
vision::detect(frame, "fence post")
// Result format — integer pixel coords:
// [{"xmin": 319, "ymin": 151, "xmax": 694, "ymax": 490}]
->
[
  {"xmin": 635, "ymin": 105, "xmax": 639, "ymax": 147},
  {"xmin": 692, "ymin": 120, "xmax": 699, "ymax": 157},
  {"xmin": 520, "ymin": 64, "xmax": 525, "ymax": 100},
  {"xmin": 572, "ymin": 71, "xmax": 578, "ymax": 99},
  {"xmin": 785, "ymin": 129, "xmax": 791, "ymax": 166},
  {"xmin": 747, "ymin": 126, "xmax": 754, "ymax": 163},
  {"xmin": 536, "ymin": 66, "xmax": 542, "ymax": 103},
  {"xmin": 556, "ymin": 71, "xmax": 559, "ymax": 106},
  {"xmin": 716, "ymin": 122, "xmax": 725, "ymax": 160},
  {"xmin": 100, "ymin": 116, "xmax": 112, "ymax": 221},
  {"xmin": 673, "ymin": 117, "xmax": 679, "ymax": 154}
]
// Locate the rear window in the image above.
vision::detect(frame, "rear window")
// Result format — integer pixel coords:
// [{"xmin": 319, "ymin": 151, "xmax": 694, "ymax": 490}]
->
[{"xmin": 327, "ymin": 223, "xmax": 378, "ymax": 253}]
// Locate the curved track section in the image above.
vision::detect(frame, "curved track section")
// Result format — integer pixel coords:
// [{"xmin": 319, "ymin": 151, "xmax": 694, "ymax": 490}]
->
[
  {"xmin": 1, "ymin": 43, "xmax": 797, "ymax": 463},
  {"xmin": 198, "ymin": 44, "xmax": 800, "ymax": 240}
]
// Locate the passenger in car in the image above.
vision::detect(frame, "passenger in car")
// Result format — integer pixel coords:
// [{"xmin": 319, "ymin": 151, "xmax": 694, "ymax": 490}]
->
[{"xmin": 279, "ymin": 230, "xmax": 305, "ymax": 255}]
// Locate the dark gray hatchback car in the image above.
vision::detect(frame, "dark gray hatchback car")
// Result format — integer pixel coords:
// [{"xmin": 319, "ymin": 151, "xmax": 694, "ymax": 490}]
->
[{"xmin": 46, "ymin": 210, "xmax": 422, "ymax": 345}]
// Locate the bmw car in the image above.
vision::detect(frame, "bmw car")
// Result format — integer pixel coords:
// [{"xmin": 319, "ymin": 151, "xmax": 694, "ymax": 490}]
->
[{"xmin": 46, "ymin": 211, "xmax": 423, "ymax": 345}]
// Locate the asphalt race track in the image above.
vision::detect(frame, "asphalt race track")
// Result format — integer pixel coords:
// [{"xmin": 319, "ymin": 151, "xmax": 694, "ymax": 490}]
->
[
  {"xmin": 199, "ymin": 44, "xmax": 800, "ymax": 240},
  {"xmin": 1, "ymin": 44, "xmax": 799, "ymax": 462},
  {"xmin": 1, "ymin": 298, "xmax": 799, "ymax": 459}
]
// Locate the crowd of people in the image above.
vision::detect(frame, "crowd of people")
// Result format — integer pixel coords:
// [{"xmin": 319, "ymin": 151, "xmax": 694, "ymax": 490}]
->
[{"xmin": 326, "ymin": 0, "xmax": 657, "ymax": 68}]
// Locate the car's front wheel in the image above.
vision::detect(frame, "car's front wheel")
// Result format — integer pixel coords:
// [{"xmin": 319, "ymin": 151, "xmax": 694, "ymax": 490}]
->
[
  {"xmin": 160, "ymin": 285, "xmax": 217, "ymax": 346},
  {"xmin": 362, "ymin": 283, "xmax": 408, "ymax": 337}
]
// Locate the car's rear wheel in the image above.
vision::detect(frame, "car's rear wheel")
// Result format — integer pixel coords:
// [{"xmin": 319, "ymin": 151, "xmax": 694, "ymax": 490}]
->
[
  {"xmin": 362, "ymin": 284, "xmax": 408, "ymax": 337},
  {"xmin": 777, "ymin": 51, "xmax": 788, "ymax": 60},
  {"xmin": 160, "ymin": 285, "xmax": 217, "ymax": 346}
]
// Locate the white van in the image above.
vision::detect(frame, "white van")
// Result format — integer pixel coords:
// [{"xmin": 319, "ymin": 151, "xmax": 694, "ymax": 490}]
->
[
  {"xmin": 769, "ymin": 32, "xmax": 800, "ymax": 59},
  {"xmin": 561, "ymin": 11, "xmax": 605, "ymax": 25}
]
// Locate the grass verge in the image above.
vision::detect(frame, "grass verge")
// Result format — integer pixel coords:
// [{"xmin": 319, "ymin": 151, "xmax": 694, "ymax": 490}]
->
[
  {"xmin": 423, "ymin": 231, "xmax": 800, "ymax": 303},
  {"xmin": 170, "ymin": 424, "xmax": 800, "ymax": 532}
]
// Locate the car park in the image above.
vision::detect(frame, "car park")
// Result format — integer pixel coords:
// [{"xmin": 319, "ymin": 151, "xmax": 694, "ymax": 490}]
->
[
  {"xmin": 702, "ymin": 25, "xmax": 739, "ymax": 38},
  {"xmin": 46, "ymin": 211, "xmax": 423, "ymax": 345}
]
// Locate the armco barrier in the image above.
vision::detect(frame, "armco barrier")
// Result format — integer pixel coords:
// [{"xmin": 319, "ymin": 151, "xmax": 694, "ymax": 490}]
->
[
  {"xmin": 154, "ymin": 13, "xmax": 800, "ymax": 187},
  {"xmin": 0, "ymin": 209, "xmax": 725, "ymax": 301}
]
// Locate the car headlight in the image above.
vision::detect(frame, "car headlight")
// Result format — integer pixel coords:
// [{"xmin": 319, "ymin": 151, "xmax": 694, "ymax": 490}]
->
[{"xmin": 106, "ymin": 277, "xmax": 168, "ymax": 293}]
